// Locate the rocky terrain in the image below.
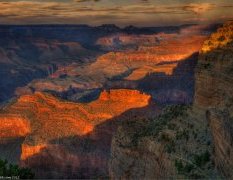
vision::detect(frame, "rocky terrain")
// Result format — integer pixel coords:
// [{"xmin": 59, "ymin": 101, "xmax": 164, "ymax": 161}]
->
[
  {"xmin": 195, "ymin": 21, "xmax": 233, "ymax": 178},
  {"xmin": 109, "ymin": 21, "xmax": 233, "ymax": 179},
  {"xmin": 0, "ymin": 24, "xmax": 196, "ymax": 104},
  {"xmin": 0, "ymin": 89, "xmax": 156, "ymax": 178},
  {"xmin": 16, "ymin": 26, "xmax": 210, "ymax": 105},
  {"xmin": 0, "ymin": 23, "xmax": 222, "ymax": 179}
]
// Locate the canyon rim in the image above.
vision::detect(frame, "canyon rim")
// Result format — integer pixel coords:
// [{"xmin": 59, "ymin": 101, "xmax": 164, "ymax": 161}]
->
[{"xmin": 0, "ymin": 0, "xmax": 233, "ymax": 179}]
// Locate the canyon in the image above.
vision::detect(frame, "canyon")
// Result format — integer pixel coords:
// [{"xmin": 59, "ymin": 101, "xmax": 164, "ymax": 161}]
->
[
  {"xmin": 0, "ymin": 21, "xmax": 232, "ymax": 179},
  {"xmin": 15, "ymin": 25, "xmax": 211, "ymax": 105},
  {"xmin": 0, "ymin": 24, "xmax": 194, "ymax": 103}
]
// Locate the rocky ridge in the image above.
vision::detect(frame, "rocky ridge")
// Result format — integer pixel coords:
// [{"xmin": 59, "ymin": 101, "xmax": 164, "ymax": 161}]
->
[{"xmin": 0, "ymin": 89, "xmax": 152, "ymax": 178}]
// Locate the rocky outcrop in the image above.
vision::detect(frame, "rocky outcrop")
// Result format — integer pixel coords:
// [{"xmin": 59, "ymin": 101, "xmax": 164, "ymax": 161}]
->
[
  {"xmin": 195, "ymin": 21, "xmax": 233, "ymax": 108},
  {"xmin": 0, "ymin": 116, "xmax": 31, "ymax": 138},
  {"xmin": 0, "ymin": 89, "xmax": 151, "ymax": 178},
  {"xmin": 195, "ymin": 21, "xmax": 233, "ymax": 178}
]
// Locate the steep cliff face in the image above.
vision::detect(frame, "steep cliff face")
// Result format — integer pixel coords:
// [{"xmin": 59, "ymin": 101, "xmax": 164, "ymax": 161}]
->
[
  {"xmin": 0, "ymin": 89, "xmax": 152, "ymax": 178},
  {"xmin": 109, "ymin": 21, "xmax": 233, "ymax": 179},
  {"xmin": 195, "ymin": 21, "xmax": 233, "ymax": 178},
  {"xmin": 207, "ymin": 109, "xmax": 233, "ymax": 177},
  {"xmin": 195, "ymin": 21, "xmax": 233, "ymax": 108}
]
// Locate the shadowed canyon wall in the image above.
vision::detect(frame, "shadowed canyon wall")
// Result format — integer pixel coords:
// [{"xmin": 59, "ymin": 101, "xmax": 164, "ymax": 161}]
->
[
  {"xmin": 109, "ymin": 21, "xmax": 233, "ymax": 179},
  {"xmin": 195, "ymin": 21, "xmax": 233, "ymax": 178}
]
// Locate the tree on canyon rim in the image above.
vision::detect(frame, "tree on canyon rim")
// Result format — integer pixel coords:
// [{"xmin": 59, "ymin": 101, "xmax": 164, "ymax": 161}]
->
[{"xmin": 0, "ymin": 159, "xmax": 35, "ymax": 179}]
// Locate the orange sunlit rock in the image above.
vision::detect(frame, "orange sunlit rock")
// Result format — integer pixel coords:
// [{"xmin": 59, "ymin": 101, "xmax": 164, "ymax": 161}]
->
[
  {"xmin": 201, "ymin": 21, "xmax": 233, "ymax": 53},
  {"xmin": 124, "ymin": 63, "xmax": 178, "ymax": 81},
  {"xmin": 98, "ymin": 35, "xmax": 207, "ymax": 63},
  {"xmin": 0, "ymin": 89, "xmax": 150, "ymax": 154},
  {"xmin": 0, "ymin": 116, "xmax": 31, "ymax": 138},
  {"xmin": 21, "ymin": 144, "xmax": 47, "ymax": 161},
  {"xmin": 0, "ymin": 89, "xmax": 151, "ymax": 177}
]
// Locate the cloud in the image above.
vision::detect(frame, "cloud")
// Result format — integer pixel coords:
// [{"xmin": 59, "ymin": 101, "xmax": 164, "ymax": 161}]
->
[
  {"xmin": 182, "ymin": 3, "xmax": 216, "ymax": 15},
  {"xmin": 74, "ymin": 0, "xmax": 100, "ymax": 2},
  {"xmin": 0, "ymin": 0, "xmax": 232, "ymax": 26}
]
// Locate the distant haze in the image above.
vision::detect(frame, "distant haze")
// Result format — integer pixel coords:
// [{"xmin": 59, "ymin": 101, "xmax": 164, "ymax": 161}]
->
[{"xmin": 0, "ymin": 0, "xmax": 232, "ymax": 26}]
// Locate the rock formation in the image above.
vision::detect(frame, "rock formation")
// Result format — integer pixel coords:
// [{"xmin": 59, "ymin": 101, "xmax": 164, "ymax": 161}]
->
[
  {"xmin": 195, "ymin": 21, "xmax": 233, "ymax": 178},
  {"xmin": 0, "ymin": 23, "xmax": 221, "ymax": 179},
  {"xmin": 109, "ymin": 21, "xmax": 233, "ymax": 179},
  {"xmin": 18, "ymin": 31, "xmax": 208, "ymax": 105},
  {"xmin": 0, "ymin": 89, "xmax": 152, "ymax": 178}
]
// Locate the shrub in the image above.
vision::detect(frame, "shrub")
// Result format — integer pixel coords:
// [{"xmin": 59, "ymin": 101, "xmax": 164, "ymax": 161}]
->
[
  {"xmin": 0, "ymin": 159, "xmax": 34, "ymax": 179},
  {"xmin": 164, "ymin": 141, "xmax": 175, "ymax": 153},
  {"xmin": 159, "ymin": 133, "xmax": 171, "ymax": 142},
  {"xmin": 175, "ymin": 160, "xmax": 183, "ymax": 173},
  {"xmin": 193, "ymin": 150, "xmax": 210, "ymax": 167},
  {"xmin": 132, "ymin": 105, "xmax": 189, "ymax": 145},
  {"xmin": 176, "ymin": 130, "xmax": 189, "ymax": 141},
  {"xmin": 175, "ymin": 159, "xmax": 194, "ymax": 175}
]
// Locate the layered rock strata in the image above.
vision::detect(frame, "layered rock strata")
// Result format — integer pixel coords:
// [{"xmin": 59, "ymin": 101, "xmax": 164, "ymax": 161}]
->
[{"xmin": 0, "ymin": 89, "xmax": 152, "ymax": 178}]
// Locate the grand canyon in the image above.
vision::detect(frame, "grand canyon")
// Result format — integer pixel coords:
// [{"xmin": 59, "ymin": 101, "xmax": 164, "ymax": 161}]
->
[{"xmin": 0, "ymin": 0, "xmax": 233, "ymax": 179}]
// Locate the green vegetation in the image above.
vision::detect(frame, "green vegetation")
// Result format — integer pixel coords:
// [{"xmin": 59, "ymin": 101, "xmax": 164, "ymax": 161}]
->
[
  {"xmin": 193, "ymin": 150, "xmax": 210, "ymax": 167},
  {"xmin": 175, "ymin": 159, "xmax": 194, "ymax": 174},
  {"xmin": 131, "ymin": 105, "xmax": 189, "ymax": 145},
  {"xmin": 176, "ymin": 130, "xmax": 189, "ymax": 141},
  {"xmin": 143, "ymin": 105, "xmax": 189, "ymax": 137},
  {"xmin": 174, "ymin": 150, "xmax": 211, "ymax": 178},
  {"xmin": 0, "ymin": 159, "xmax": 34, "ymax": 179}
]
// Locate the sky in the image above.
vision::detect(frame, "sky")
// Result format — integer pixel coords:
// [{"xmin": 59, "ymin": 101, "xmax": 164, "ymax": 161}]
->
[{"xmin": 0, "ymin": 0, "xmax": 232, "ymax": 26}]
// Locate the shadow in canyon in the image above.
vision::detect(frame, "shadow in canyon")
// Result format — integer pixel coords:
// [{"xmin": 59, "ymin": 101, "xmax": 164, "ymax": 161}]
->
[
  {"xmin": 106, "ymin": 52, "xmax": 198, "ymax": 105},
  {"xmin": 0, "ymin": 23, "xmax": 211, "ymax": 104},
  {"xmin": 138, "ymin": 53, "xmax": 198, "ymax": 105},
  {"xmin": 0, "ymin": 137, "xmax": 24, "ymax": 164},
  {"xmin": 18, "ymin": 53, "xmax": 198, "ymax": 178},
  {"xmin": 18, "ymin": 53, "xmax": 200, "ymax": 179},
  {"xmin": 20, "ymin": 102, "xmax": 159, "ymax": 179},
  {"xmin": 0, "ymin": 51, "xmax": 201, "ymax": 179}
]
